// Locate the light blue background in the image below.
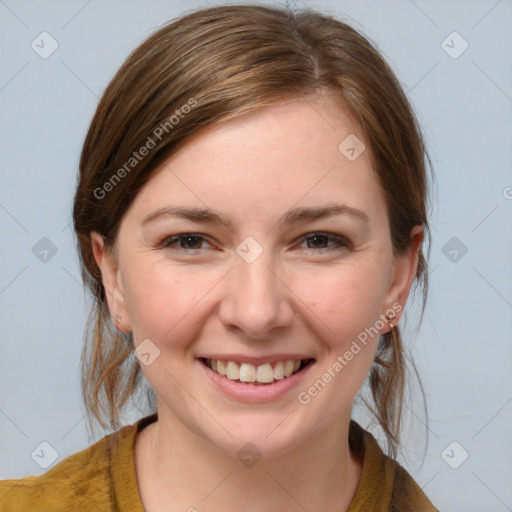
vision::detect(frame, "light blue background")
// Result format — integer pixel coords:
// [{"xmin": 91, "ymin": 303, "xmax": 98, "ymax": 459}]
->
[{"xmin": 1, "ymin": 1, "xmax": 511, "ymax": 510}]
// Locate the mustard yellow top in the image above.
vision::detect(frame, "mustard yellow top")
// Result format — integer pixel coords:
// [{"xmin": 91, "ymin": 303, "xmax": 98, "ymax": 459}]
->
[{"xmin": 0, "ymin": 413, "xmax": 438, "ymax": 511}]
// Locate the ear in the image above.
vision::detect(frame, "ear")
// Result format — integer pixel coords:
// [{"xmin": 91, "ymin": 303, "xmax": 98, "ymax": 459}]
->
[
  {"xmin": 90, "ymin": 232, "xmax": 132, "ymax": 332},
  {"xmin": 380, "ymin": 225, "xmax": 424, "ymax": 332}
]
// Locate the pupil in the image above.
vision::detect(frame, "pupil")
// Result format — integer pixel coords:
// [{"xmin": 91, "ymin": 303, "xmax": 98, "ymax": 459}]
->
[
  {"xmin": 309, "ymin": 235, "xmax": 326, "ymax": 248},
  {"xmin": 183, "ymin": 236, "xmax": 199, "ymax": 248}
]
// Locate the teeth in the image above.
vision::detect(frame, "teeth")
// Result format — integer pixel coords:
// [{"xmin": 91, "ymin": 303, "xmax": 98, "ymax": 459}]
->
[
  {"xmin": 217, "ymin": 360, "xmax": 226, "ymax": 376},
  {"xmin": 206, "ymin": 358, "xmax": 307, "ymax": 384},
  {"xmin": 226, "ymin": 361, "xmax": 239, "ymax": 380},
  {"xmin": 273, "ymin": 361, "xmax": 284, "ymax": 380},
  {"xmin": 256, "ymin": 363, "xmax": 274, "ymax": 383},
  {"xmin": 239, "ymin": 363, "xmax": 256, "ymax": 383},
  {"xmin": 284, "ymin": 360, "xmax": 294, "ymax": 377}
]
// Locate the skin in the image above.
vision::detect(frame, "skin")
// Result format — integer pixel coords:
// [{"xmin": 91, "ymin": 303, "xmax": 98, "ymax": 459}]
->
[{"xmin": 92, "ymin": 93, "xmax": 423, "ymax": 512}]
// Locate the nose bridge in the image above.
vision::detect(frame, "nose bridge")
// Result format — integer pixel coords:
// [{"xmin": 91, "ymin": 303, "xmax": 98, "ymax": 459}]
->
[
  {"xmin": 219, "ymin": 250, "xmax": 293, "ymax": 337},
  {"xmin": 237, "ymin": 254, "xmax": 279, "ymax": 304}
]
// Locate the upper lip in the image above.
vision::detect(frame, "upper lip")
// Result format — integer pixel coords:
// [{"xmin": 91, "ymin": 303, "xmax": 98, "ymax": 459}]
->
[{"xmin": 197, "ymin": 354, "xmax": 315, "ymax": 365}]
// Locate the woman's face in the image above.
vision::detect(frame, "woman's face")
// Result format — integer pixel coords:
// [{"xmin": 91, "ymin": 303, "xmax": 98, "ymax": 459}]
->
[{"xmin": 93, "ymin": 94, "xmax": 421, "ymax": 458}]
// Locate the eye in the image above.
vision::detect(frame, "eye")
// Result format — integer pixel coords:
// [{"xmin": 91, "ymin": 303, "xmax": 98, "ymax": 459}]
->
[
  {"xmin": 158, "ymin": 232, "xmax": 350, "ymax": 253},
  {"xmin": 297, "ymin": 232, "xmax": 351, "ymax": 252},
  {"xmin": 160, "ymin": 233, "xmax": 213, "ymax": 251}
]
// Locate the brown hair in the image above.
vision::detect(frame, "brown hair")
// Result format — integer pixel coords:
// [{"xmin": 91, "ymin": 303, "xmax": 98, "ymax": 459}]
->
[{"xmin": 73, "ymin": 4, "xmax": 433, "ymax": 455}]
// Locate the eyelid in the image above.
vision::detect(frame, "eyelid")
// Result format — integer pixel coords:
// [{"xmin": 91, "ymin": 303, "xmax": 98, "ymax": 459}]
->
[
  {"xmin": 158, "ymin": 231, "xmax": 351, "ymax": 253},
  {"xmin": 297, "ymin": 232, "xmax": 351, "ymax": 251},
  {"xmin": 159, "ymin": 233, "xmax": 214, "ymax": 250}
]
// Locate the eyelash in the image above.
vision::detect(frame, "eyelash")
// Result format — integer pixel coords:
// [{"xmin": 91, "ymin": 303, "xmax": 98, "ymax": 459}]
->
[{"xmin": 159, "ymin": 232, "xmax": 351, "ymax": 253}]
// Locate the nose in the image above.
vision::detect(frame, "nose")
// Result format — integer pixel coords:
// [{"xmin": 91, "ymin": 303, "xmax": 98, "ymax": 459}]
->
[{"xmin": 218, "ymin": 255, "xmax": 295, "ymax": 339}]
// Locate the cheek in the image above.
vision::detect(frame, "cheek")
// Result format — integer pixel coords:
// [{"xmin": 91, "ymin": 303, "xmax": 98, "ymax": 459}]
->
[
  {"xmin": 298, "ymin": 262, "xmax": 389, "ymax": 344},
  {"xmin": 294, "ymin": 267, "xmax": 387, "ymax": 417},
  {"xmin": 121, "ymin": 260, "xmax": 221, "ymax": 344}
]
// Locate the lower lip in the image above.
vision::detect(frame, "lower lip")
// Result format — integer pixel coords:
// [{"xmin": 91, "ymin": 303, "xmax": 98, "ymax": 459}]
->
[{"xmin": 198, "ymin": 359, "xmax": 315, "ymax": 403}]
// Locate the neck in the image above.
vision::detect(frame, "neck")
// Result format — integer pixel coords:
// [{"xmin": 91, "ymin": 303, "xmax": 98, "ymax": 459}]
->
[{"xmin": 135, "ymin": 405, "xmax": 362, "ymax": 512}]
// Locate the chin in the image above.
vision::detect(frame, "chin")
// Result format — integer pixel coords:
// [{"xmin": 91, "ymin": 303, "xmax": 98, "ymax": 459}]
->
[{"xmin": 198, "ymin": 410, "xmax": 313, "ymax": 463}]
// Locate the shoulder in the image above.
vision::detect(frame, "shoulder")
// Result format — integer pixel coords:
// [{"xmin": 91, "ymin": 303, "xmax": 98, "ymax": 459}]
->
[
  {"xmin": 390, "ymin": 462, "xmax": 439, "ymax": 512},
  {"xmin": 348, "ymin": 420, "xmax": 439, "ymax": 512},
  {"xmin": 0, "ymin": 422, "xmax": 135, "ymax": 512}
]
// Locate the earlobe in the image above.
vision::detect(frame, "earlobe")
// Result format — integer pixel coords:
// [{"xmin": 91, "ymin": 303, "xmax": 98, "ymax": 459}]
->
[
  {"xmin": 381, "ymin": 225, "xmax": 424, "ymax": 332},
  {"xmin": 90, "ymin": 232, "xmax": 131, "ymax": 332}
]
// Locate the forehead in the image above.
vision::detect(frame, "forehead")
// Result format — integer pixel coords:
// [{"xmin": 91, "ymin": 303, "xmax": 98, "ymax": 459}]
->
[{"xmin": 125, "ymin": 95, "xmax": 385, "ymax": 227}]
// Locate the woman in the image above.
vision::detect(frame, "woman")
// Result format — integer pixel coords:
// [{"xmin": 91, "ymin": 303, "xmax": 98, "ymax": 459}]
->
[{"xmin": 0, "ymin": 4, "xmax": 438, "ymax": 511}]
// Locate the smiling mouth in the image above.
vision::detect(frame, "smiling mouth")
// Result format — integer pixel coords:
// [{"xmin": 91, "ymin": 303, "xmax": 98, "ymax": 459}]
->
[{"xmin": 199, "ymin": 357, "xmax": 315, "ymax": 385}]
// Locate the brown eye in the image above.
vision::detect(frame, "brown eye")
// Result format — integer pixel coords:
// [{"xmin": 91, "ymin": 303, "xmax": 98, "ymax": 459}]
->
[
  {"xmin": 161, "ymin": 234, "xmax": 209, "ymax": 250},
  {"xmin": 306, "ymin": 234, "xmax": 329, "ymax": 249},
  {"xmin": 299, "ymin": 232, "xmax": 350, "ymax": 252}
]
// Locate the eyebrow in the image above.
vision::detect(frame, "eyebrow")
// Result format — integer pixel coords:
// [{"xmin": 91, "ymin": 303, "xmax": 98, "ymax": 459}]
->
[{"xmin": 141, "ymin": 203, "xmax": 369, "ymax": 228}]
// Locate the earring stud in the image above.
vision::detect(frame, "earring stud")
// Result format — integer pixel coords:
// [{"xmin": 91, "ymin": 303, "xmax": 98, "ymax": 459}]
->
[
  {"xmin": 385, "ymin": 311, "xmax": 396, "ymax": 332},
  {"xmin": 112, "ymin": 314, "xmax": 122, "ymax": 331}
]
